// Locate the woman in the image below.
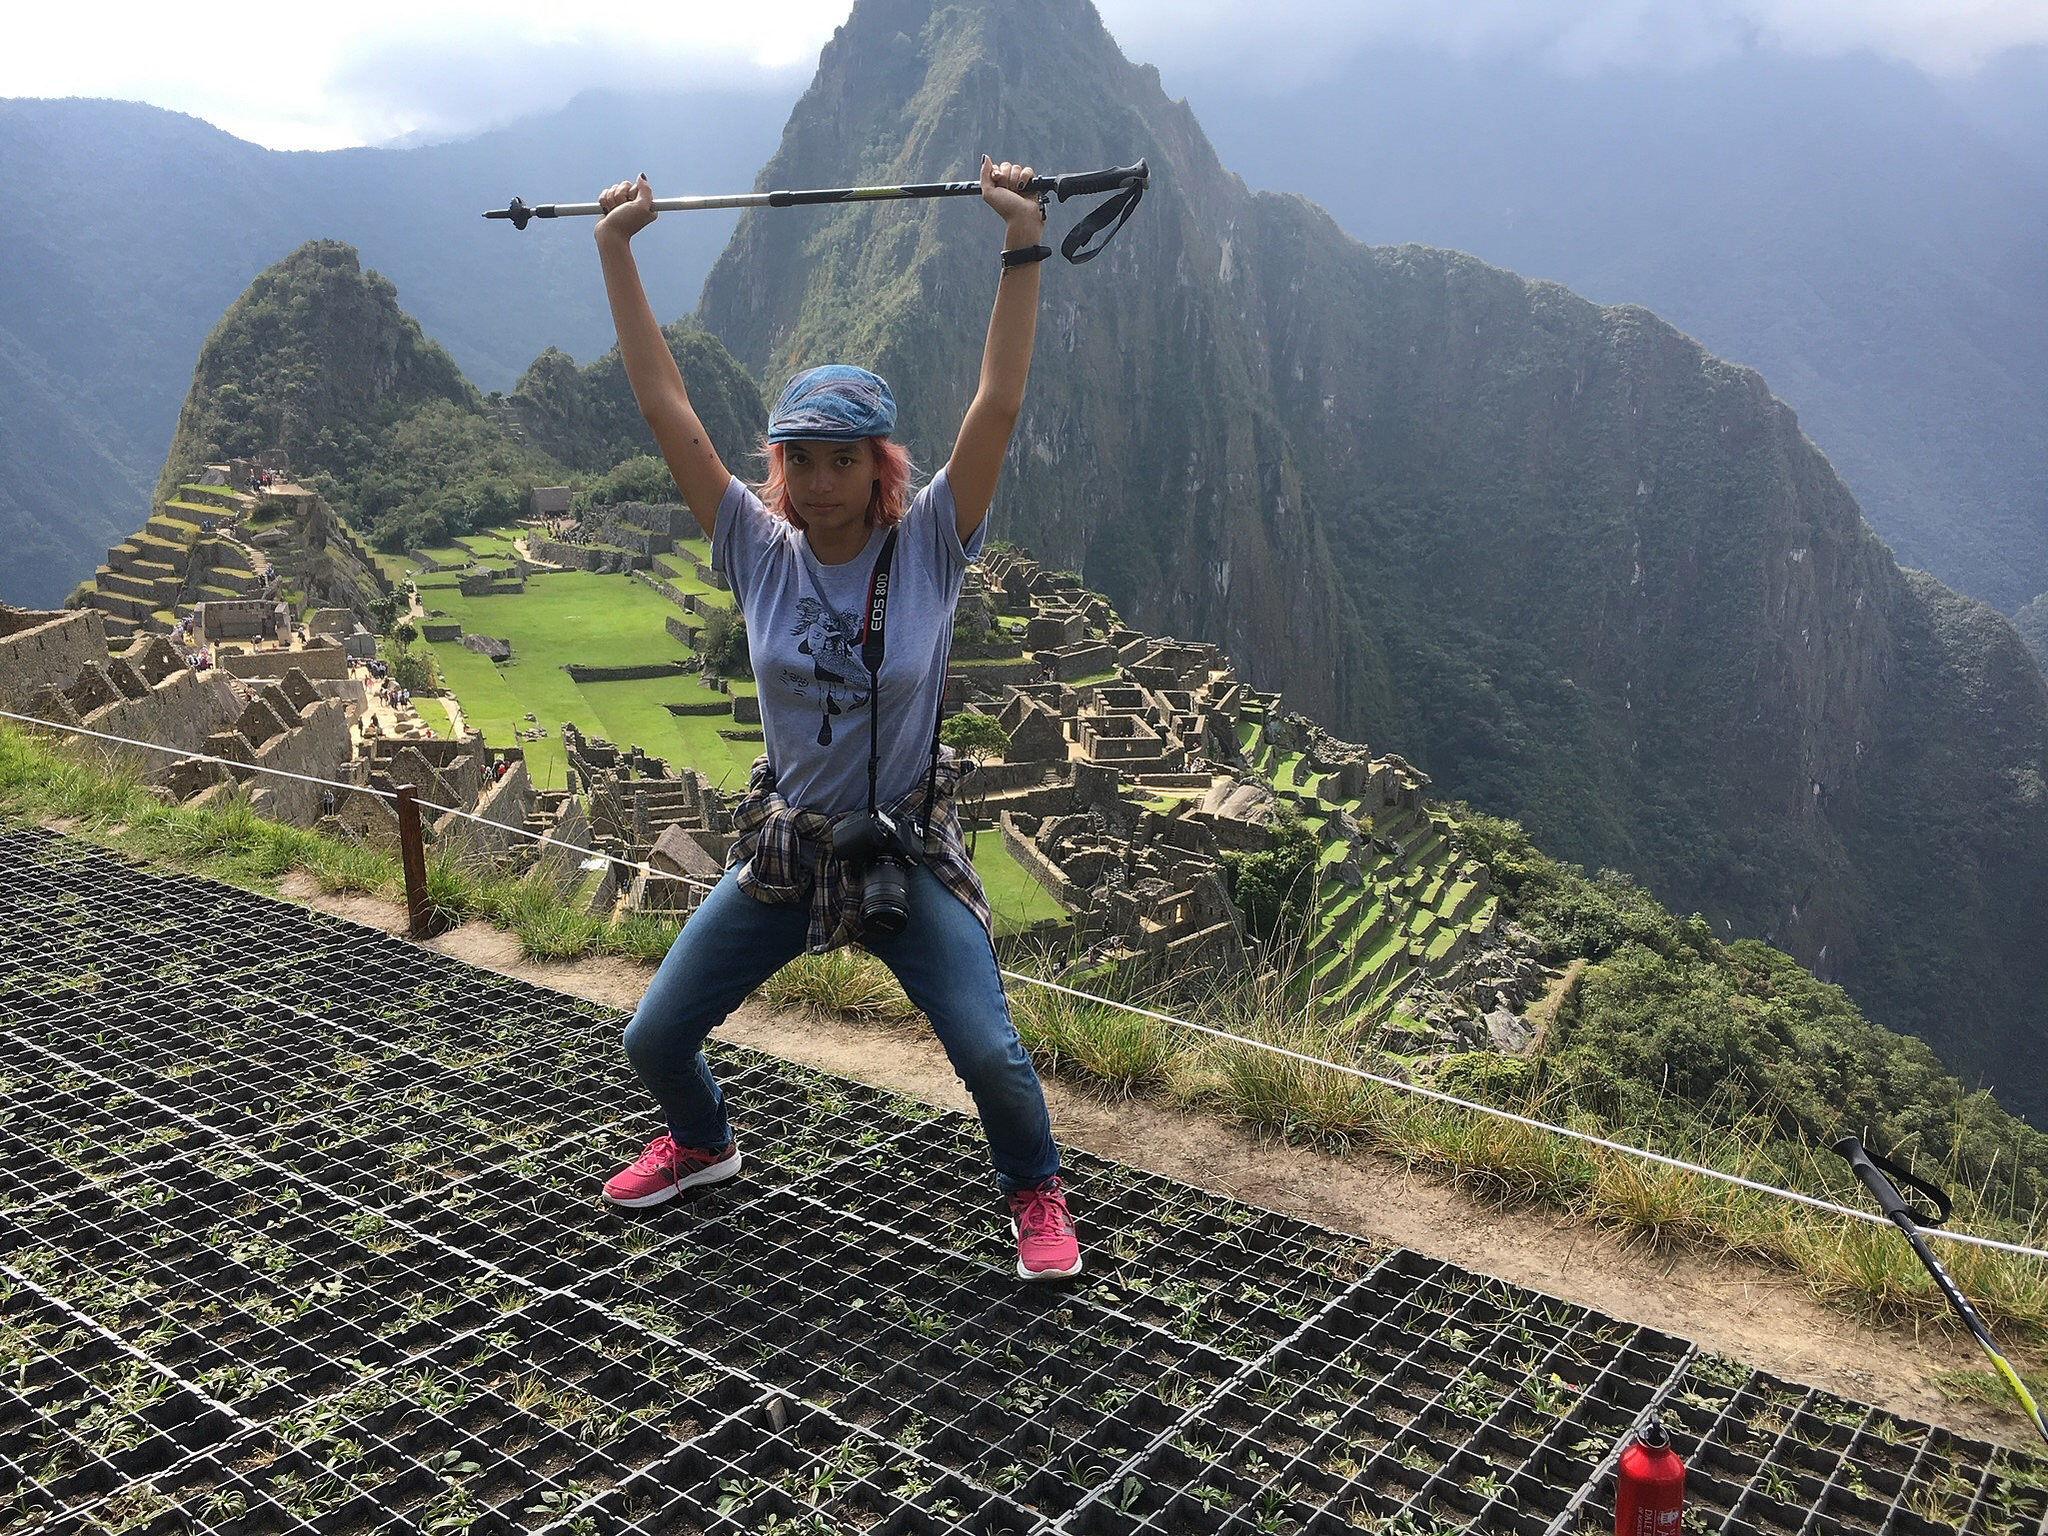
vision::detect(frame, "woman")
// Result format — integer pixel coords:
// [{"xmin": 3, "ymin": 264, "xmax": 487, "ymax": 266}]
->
[{"xmin": 590, "ymin": 159, "xmax": 1080, "ymax": 1280}]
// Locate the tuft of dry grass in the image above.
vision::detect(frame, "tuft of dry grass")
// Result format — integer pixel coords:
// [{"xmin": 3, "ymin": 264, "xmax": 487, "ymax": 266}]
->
[{"xmin": 760, "ymin": 950, "xmax": 915, "ymax": 1024}]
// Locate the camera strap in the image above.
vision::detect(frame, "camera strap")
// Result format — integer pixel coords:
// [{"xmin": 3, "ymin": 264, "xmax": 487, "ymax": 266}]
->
[
  {"xmin": 793, "ymin": 523, "xmax": 948, "ymax": 836},
  {"xmin": 855, "ymin": 530, "xmax": 900, "ymax": 817},
  {"xmin": 861, "ymin": 528, "xmax": 950, "ymax": 841}
]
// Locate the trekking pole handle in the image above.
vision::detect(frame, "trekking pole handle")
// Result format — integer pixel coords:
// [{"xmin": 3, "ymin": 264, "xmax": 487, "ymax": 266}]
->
[
  {"xmin": 1831, "ymin": 1135, "xmax": 1952, "ymax": 1229},
  {"xmin": 1048, "ymin": 160, "xmax": 1149, "ymax": 201}
]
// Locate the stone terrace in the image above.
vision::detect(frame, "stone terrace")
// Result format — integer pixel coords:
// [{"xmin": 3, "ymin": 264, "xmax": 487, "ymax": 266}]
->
[{"xmin": 953, "ymin": 551, "xmax": 1526, "ymax": 1048}]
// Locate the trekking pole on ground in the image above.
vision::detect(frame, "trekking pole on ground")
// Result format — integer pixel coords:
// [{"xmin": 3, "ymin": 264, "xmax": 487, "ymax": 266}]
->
[
  {"xmin": 483, "ymin": 160, "xmax": 1149, "ymax": 264},
  {"xmin": 1832, "ymin": 1136, "xmax": 2048, "ymax": 1450}
]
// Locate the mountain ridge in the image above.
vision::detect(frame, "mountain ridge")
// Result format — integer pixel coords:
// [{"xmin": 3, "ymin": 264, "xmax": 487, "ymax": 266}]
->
[
  {"xmin": 1178, "ymin": 45, "xmax": 2048, "ymax": 616},
  {"xmin": 692, "ymin": 0, "xmax": 2048, "ymax": 1122},
  {"xmin": 0, "ymin": 90, "xmax": 787, "ymax": 606},
  {"xmin": 7, "ymin": 48, "xmax": 2047, "ymax": 616}
]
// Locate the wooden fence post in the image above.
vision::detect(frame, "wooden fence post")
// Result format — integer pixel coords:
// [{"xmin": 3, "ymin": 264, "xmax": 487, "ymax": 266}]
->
[{"xmin": 394, "ymin": 783, "xmax": 431, "ymax": 939}]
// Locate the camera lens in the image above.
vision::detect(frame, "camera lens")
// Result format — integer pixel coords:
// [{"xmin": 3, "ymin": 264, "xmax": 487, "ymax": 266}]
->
[{"xmin": 860, "ymin": 857, "xmax": 911, "ymax": 936}]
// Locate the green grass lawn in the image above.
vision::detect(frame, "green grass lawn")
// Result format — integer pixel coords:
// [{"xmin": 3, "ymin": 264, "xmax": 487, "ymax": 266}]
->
[
  {"xmin": 971, "ymin": 834, "xmax": 1067, "ymax": 934},
  {"xmin": 421, "ymin": 568, "xmax": 760, "ymax": 790},
  {"xmin": 418, "ymin": 561, "xmax": 1073, "ymax": 937},
  {"xmin": 651, "ymin": 558, "xmax": 733, "ymax": 606}
]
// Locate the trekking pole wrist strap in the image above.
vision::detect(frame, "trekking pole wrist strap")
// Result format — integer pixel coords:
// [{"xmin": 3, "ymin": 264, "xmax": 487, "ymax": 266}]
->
[{"xmin": 1832, "ymin": 1135, "xmax": 1953, "ymax": 1228}]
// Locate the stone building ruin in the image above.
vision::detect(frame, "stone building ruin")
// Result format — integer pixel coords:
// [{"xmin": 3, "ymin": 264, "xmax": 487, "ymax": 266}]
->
[{"xmin": 10, "ymin": 511, "xmax": 1548, "ymax": 1063}]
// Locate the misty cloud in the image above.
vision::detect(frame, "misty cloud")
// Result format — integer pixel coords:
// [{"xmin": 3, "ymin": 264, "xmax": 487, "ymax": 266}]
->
[
  {"xmin": 1096, "ymin": 0, "xmax": 2048, "ymax": 83},
  {"xmin": 323, "ymin": 28, "xmax": 817, "ymax": 145},
  {"xmin": 8, "ymin": 0, "xmax": 2047, "ymax": 149}
]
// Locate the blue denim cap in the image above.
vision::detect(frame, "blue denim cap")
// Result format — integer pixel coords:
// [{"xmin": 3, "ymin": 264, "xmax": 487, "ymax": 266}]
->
[{"xmin": 767, "ymin": 365, "xmax": 897, "ymax": 443}]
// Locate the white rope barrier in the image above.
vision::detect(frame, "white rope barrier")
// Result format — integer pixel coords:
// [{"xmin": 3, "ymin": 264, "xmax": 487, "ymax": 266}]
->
[
  {"xmin": 411, "ymin": 795, "xmax": 718, "ymax": 892},
  {"xmin": 1000, "ymin": 973, "xmax": 2048, "ymax": 1262},
  {"xmin": 0, "ymin": 706, "xmax": 402, "ymax": 802},
  {"xmin": 7, "ymin": 704, "xmax": 2047, "ymax": 1264},
  {"xmin": 0, "ymin": 705, "xmax": 716, "ymax": 892}
]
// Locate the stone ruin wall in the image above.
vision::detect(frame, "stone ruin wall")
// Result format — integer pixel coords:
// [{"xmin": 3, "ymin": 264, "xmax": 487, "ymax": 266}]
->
[
  {"xmin": 9, "ymin": 525, "xmax": 1540, "ymax": 1048},
  {"xmin": 0, "ymin": 604, "xmax": 582, "ymax": 879},
  {"xmin": 0, "ymin": 609, "xmax": 108, "ymax": 712}
]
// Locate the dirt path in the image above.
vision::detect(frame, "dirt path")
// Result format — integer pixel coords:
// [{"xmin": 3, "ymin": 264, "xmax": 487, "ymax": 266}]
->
[{"xmin": 274, "ymin": 875, "xmax": 2029, "ymax": 1447}]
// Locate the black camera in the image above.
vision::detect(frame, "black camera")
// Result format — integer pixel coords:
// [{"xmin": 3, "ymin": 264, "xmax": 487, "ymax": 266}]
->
[{"xmin": 830, "ymin": 807, "xmax": 921, "ymax": 936}]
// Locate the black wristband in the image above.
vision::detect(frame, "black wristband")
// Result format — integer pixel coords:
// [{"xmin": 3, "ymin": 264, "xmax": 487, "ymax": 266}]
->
[{"xmin": 1001, "ymin": 243, "xmax": 1052, "ymax": 269}]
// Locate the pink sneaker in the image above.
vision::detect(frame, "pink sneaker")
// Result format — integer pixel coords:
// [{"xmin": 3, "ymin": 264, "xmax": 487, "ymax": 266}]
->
[
  {"xmin": 603, "ymin": 1134, "xmax": 742, "ymax": 1208},
  {"xmin": 1008, "ymin": 1178, "xmax": 1083, "ymax": 1281}
]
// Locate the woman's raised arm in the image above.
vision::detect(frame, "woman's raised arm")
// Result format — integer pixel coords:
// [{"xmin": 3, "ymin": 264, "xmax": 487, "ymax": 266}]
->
[
  {"xmin": 945, "ymin": 157, "xmax": 1046, "ymax": 543},
  {"xmin": 595, "ymin": 176, "xmax": 730, "ymax": 540}
]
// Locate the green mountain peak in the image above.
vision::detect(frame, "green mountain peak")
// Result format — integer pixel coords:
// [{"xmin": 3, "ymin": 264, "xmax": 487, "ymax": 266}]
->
[
  {"xmin": 695, "ymin": 0, "xmax": 2048, "ymax": 1121},
  {"xmin": 155, "ymin": 241, "xmax": 476, "ymax": 505}
]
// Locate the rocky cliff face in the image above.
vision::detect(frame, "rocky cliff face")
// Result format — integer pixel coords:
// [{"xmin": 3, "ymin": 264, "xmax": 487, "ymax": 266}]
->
[
  {"xmin": 696, "ymin": 0, "xmax": 1389, "ymax": 734},
  {"xmin": 1248, "ymin": 212, "xmax": 2048, "ymax": 1097},
  {"xmin": 693, "ymin": 0, "xmax": 2048, "ymax": 1120}
]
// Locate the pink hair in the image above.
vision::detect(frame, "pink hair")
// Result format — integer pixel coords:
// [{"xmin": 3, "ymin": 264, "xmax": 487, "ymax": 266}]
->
[{"xmin": 756, "ymin": 436, "xmax": 913, "ymax": 532}]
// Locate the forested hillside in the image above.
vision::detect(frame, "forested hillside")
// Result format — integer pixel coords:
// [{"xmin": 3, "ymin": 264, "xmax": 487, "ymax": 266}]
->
[
  {"xmin": 693, "ymin": 0, "xmax": 2048, "ymax": 1123},
  {"xmin": 503, "ymin": 323, "xmax": 765, "ymax": 476},
  {"xmin": 149, "ymin": 241, "xmax": 765, "ymax": 558},
  {"xmin": 0, "ymin": 91, "xmax": 783, "ymax": 606},
  {"xmin": 153, "ymin": 241, "xmax": 551, "ymax": 553}
]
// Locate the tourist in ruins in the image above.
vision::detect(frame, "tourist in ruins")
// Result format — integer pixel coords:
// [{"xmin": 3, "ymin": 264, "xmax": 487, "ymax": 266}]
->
[{"xmin": 590, "ymin": 161, "xmax": 1080, "ymax": 1280}]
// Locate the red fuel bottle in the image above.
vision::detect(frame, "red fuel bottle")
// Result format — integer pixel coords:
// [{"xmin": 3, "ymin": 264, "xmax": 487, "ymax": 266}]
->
[{"xmin": 1615, "ymin": 1411, "xmax": 1685, "ymax": 1535}]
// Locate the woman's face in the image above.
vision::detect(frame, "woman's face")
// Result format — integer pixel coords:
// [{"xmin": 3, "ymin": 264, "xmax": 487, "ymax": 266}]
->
[{"xmin": 784, "ymin": 438, "xmax": 876, "ymax": 536}]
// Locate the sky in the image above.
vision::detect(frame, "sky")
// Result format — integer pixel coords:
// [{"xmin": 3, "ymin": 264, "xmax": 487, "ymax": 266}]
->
[{"xmin": 7, "ymin": 0, "xmax": 2048, "ymax": 150}]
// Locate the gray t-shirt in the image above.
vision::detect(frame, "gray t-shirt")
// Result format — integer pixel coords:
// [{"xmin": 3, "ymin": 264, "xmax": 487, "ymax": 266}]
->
[{"xmin": 712, "ymin": 469, "xmax": 985, "ymax": 817}]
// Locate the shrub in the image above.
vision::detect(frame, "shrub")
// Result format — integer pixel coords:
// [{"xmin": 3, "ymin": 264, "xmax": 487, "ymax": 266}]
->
[
  {"xmin": 1218, "ymin": 815, "xmax": 1321, "ymax": 945},
  {"xmin": 696, "ymin": 608, "xmax": 749, "ymax": 675},
  {"xmin": 390, "ymin": 651, "xmax": 436, "ymax": 694},
  {"xmin": 939, "ymin": 713, "xmax": 1010, "ymax": 759}
]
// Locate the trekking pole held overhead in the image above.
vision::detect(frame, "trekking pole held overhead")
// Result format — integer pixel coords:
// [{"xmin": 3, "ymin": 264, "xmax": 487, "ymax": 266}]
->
[
  {"xmin": 483, "ymin": 160, "xmax": 1149, "ymax": 263},
  {"xmin": 1832, "ymin": 1136, "xmax": 2048, "ymax": 1451}
]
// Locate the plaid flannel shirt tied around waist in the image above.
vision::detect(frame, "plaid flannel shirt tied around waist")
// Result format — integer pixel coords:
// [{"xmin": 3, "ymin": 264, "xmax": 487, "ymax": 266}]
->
[{"xmin": 728, "ymin": 750, "xmax": 991, "ymax": 954}]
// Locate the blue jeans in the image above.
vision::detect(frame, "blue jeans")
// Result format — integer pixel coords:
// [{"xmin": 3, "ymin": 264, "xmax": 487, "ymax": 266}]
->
[{"xmin": 622, "ymin": 864, "xmax": 1059, "ymax": 1192}]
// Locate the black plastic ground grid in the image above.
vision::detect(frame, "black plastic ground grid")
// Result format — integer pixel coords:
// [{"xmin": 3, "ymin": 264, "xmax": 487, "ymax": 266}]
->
[{"xmin": 3, "ymin": 824, "xmax": 2045, "ymax": 1536}]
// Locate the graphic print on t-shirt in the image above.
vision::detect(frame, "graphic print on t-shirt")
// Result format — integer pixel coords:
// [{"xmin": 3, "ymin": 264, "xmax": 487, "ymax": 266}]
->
[{"xmin": 786, "ymin": 596, "xmax": 872, "ymax": 745}]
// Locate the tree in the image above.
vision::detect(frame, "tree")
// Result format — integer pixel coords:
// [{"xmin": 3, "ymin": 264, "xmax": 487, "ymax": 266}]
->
[
  {"xmin": 392, "ymin": 619, "xmax": 418, "ymax": 650},
  {"xmin": 697, "ymin": 608, "xmax": 749, "ymax": 675},
  {"xmin": 940, "ymin": 712, "xmax": 1011, "ymax": 759},
  {"xmin": 591, "ymin": 455, "xmax": 679, "ymax": 505},
  {"xmin": 1219, "ymin": 816, "xmax": 1322, "ymax": 945},
  {"xmin": 390, "ymin": 650, "xmax": 435, "ymax": 694}
]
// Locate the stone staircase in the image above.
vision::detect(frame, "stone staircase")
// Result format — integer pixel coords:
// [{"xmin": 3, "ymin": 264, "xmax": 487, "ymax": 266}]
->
[
  {"xmin": 84, "ymin": 514, "xmax": 206, "ymax": 639},
  {"xmin": 77, "ymin": 502, "xmax": 273, "ymax": 642}
]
